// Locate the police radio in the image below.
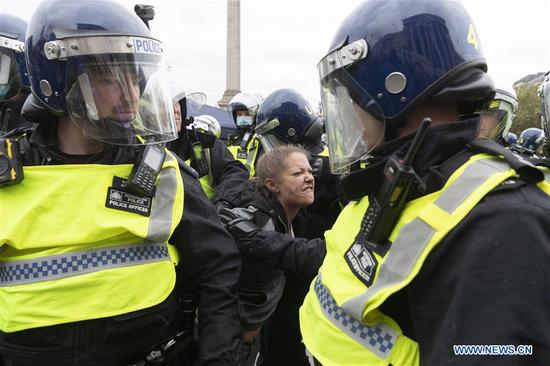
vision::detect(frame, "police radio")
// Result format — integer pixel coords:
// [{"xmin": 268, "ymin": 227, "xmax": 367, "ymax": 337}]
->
[
  {"xmin": 191, "ymin": 141, "xmax": 209, "ymax": 178},
  {"xmin": 355, "ymin": 118, "xmax": 431, "ymax": 252},
  {"xmin": 0, "ymin": 136, "xmax": 24, "ymax": 187},
  {"xmin": 127, "ymin": 144, "xmax": 166, "ymax": 197},
  {"xmin": 188, "ymin": 128, "xmax": 209, "ymax": 178}
]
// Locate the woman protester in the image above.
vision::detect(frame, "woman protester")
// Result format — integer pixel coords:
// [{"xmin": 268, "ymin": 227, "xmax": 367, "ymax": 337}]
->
[{"xmin": 220, "ymin": 145, "xmax": 315, "ymax": 365}]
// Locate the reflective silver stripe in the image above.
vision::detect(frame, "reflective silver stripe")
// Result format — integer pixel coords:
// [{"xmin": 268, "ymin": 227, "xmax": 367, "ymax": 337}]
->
[
  {"xmin": 435, "ymin": 159, "xmax": 510, "ymax": 212},
  {"xmin": 0, "ymin": 154, "xmax": 180, "ymax": 287},
  {"xmin": 44, "ymin": 36, "xmax": 163, "ymax": 60},
  {"xmin": 343, "ymin": 158, "xmax": 511, "ymax": 319},
  {"xmin": 147, "ymin": 152, "xmax": 178, "ymax": 243},
  {"xmin": 0, "ymin": 242, "xmax": 169, "ymax": 287},
  {"xmin": 314, "ymin": 275, "xmax": 397, "ymax": 359}
]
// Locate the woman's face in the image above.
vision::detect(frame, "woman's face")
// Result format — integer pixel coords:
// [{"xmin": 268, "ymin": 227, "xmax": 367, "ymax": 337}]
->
[{"xmin": 268, "ymin": 152, "xmax": 315, "ymax": 211}]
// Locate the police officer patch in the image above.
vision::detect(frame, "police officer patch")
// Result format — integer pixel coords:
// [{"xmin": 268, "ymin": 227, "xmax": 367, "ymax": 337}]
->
[
  {"xmin": 345, "ymin": 242, "xmax": 378, "ymax": 287},
  {"xmin": 105, "ymin": 187, "xmax": 152, "ymax": 216}
]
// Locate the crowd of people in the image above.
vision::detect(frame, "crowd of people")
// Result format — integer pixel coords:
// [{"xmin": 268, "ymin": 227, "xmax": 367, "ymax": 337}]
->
[{"xmin": 0, "ymin": 0, "xmax": 549, "ymax": 365}]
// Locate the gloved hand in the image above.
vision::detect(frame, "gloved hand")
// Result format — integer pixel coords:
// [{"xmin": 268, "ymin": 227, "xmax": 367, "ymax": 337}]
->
[
  {"xmin": 214, "ymin": 200, "xmax": 232, "ymax": 215},
  {"xmin": 218, "ymin": 207, "xmax": 261, "ymax": 245},
  {"xmin": 311, "ymin": 156, "xmax": 339, "ymax": 186}
]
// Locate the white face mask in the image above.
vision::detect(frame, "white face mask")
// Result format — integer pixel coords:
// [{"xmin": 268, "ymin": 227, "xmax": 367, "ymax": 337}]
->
[{"xmin": 236, "ymin": 115, "xmax": 253, "ymax": 127}]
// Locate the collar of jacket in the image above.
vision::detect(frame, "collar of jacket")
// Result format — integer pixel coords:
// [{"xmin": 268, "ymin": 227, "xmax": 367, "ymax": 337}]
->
[
  {"xmin": 27, "ymin": 120, "xmax": 139, "ymax": 165},
  {"xmin": 240, "ymin": 180, "xmax": 307, "ymax": 234},
  {"xmin": 341, "ymin": 117, "xmax": 480, "ymax": 201}
]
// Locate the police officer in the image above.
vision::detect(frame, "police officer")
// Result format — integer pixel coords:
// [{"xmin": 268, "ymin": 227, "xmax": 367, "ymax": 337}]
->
[
  {"xmin": 225, "ymin": 1, "xmax": 550, "ymax": 365},
  {"xmin": 0, "ymin": 14, "xmax": 31, "ymax": 134},
  {"xmin": 0, "ymin": 1, "xmax": 242, "ymax": 365},
  {"xmin": 538, "ymin": 71, "xmax": 550, "ymax": 156},
  {"xmin": 169, "ymin": 81, "xmax": 249, "ymax": 208},
  {"xmin": 512, "ymin": 127, "xmax": 546, "ymax": 157},
  {"xmin": 227, "ymin": 92, "xmax": 263, "ymax": 174}
]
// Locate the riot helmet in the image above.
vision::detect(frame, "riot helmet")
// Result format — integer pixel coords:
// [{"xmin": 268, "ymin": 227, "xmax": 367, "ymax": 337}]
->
[
  {"xmin": 517, "ymin": 127, "xmax": 545, "ymax": 156},
  {"xmin": 25, "ymin": 0, "xmax": 177, "ymax": 145},
  {"xmin": 168, "ymin": 70, "xmax": 206, "ymax": 132},
  {"xmin": 504, "ymin": 132, "xmax": 517, "ymax": 146},
  {"xmin": 318, "ymin": 0, "xmax": 494, "ymax": 173},
  {"xmin": 190, "ymin": 115, "xmax": 221, "ymax": 138},
  {"xmin": 0, "ymin": 14, "xmax": 29, "ymax": 103},
  {"xmin": 228, "ymin": 92, "xmax": 263, "ymax": 129},
  {"xmin": 479, "ymin": 89, "xmax": 517, "ymax": 142},
  {"xmin": 255, "ymin": 89, "xmax": 323, "ymax": 153}
]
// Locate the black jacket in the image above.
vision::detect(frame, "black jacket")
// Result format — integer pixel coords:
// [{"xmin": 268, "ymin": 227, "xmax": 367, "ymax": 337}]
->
[
  {"xmin": 0, "ymin": 92, "xmax": 32, "ymax": 134},
  {"xmin": 232, "ymin": 182, "xmax": 288, "ymax": 332},
  {"xmin": 234, "ymin": 183, "xmax": 312, "ymax": 366},
  {"xmin": 168, "ymin": 130, "xmax": 250, "ymax": 208},
  {"xmin": 5, "ymin": 122, "xmax": 243, "ymax": 366},
  {"xmin": 237, "ymin": 118, "xmax": 550, "ymax": 365}
]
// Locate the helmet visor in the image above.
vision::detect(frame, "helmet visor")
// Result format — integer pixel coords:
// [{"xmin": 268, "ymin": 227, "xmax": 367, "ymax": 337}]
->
[
  {"xmin": 185, "ymin": 92, "xmax": 206, "ymax": 118},
  {"xmin": 320, "ymin": 73, "xmax": 385, "ymax": 174},
  {"xmin": 0, "ymin": 49, "xmax": 22, "ymax": 102},
  {"xmin": 480, "ymin": 100, "xmax": 515, "ymax": 141},
  {"xmin": 258, "ymin": 133, "xmax": 286, "ymax": 154},
  {"xmin": 66, "ymin": 57, "xmax": 176, "ymax": 145},
  {"xmin": 543, "ymin": 83, "xmax": 550, "ymax": 137}
]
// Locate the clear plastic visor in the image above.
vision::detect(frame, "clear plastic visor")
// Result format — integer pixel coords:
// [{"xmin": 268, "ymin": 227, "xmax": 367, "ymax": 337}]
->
[
  {"xmin": 0, "ymin": 49, "xmax": 22, "ymax": 102},
  {"xmin": 320, "ymin": 75, "xmax": 385, "ymax": 174},
  {"xmin": 543, "ymin": 88, "xmax": 550, "ymax": 136},
  {"xmin": 185, "ymin": 93, "xmax": 206, "ymax": 117},
  {"xmin": 480, "ymin": 101, "xmax": 515, "ymax": 141},
  {"xmin": 258, "ymin": 133, "xmax": 286, "ymax": 154},
  {"xmin": 66, "ymin": 58, "xmax": 176, "ymax": 145}
]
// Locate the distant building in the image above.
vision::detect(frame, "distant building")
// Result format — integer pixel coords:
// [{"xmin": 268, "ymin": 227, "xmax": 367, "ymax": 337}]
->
[{"xmin": 513, "ymin": 72, "xmax": 546, "ymax": 90}]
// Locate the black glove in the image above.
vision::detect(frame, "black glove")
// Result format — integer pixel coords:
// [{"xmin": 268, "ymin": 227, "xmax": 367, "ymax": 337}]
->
[
  {"xmin": 311, "ymin": 156, "xmax": 339, "ymax": 186},
  {"xmin": 218, "ymin": 207, "xmax": 261, "ymax": 243}
]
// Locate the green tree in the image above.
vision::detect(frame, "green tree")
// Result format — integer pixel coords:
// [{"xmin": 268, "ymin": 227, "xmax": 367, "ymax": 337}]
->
[{"xmin": 512, "ymin": 83, "xmax": 542, "ymax": 134}]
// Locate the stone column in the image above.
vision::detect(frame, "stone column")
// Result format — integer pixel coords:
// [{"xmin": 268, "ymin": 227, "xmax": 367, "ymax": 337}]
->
[{"xmin": 218, "ymin": 0, "xmax": 241, "ymax": 108}]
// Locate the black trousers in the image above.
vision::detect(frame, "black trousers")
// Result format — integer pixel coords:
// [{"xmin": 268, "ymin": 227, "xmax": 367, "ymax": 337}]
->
[{"xmin": 0, "ymin": 294, "xmax": 194, "ymax": 366}]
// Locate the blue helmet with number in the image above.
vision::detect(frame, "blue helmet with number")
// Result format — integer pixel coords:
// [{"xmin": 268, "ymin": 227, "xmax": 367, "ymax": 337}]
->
[
  {"xmin": 0, "ymin": 14, "xmax": 29, "ymax": 102},
  {"xmin": 25, "ymin": 0, "xmax": 176, "ymax": 145},
  {"xmin": 255, "ymin": 89, "xmax": 323, "ymax": 152},
  {"xmin": 319, "ymin": 0, "xmax": 494, "ymax": 172}
]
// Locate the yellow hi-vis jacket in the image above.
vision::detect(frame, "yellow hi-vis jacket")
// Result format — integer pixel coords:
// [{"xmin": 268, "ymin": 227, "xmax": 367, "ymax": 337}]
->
[
  {"xmin": 185, "ymin": 156, "xmax": 215, "ymax": 199},
  {"xmin": 0, "ymin": 151, "xmax": 184, "ymax": 332},
  {"xmin": 300, "ymin": 154, "xmax": 550, "ymax": 366},
  {"xmin": 228, "ymin": 135, "xmax": 260, "ymax": 177}
]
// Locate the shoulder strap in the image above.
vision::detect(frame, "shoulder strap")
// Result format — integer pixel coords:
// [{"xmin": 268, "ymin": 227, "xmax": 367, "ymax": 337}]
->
[{"xmin": 468, "ymin": 138, "xmax": 544, "ymax": 183}]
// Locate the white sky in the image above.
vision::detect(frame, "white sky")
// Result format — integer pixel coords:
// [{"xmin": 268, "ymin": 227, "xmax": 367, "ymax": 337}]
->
[{"xmin": 3, "ymin": 0, "xmax": 550, "ymax": 107}]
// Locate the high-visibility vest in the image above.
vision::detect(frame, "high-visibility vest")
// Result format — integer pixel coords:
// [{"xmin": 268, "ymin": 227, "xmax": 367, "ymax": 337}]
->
[
  {"xmin": 228, "ymin": 135, "xmax": 260, "ymax": 177},
  {"xmin": 0, "ymin": 151, "xmax": 184, "ymax": 332},
  {"xmin": 300, "ymin": 154, "xmax": 550, "ymax": 366},
  {"xmin": 184, "ymin": 156, "xmax": 215, "ymax": 199}
]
